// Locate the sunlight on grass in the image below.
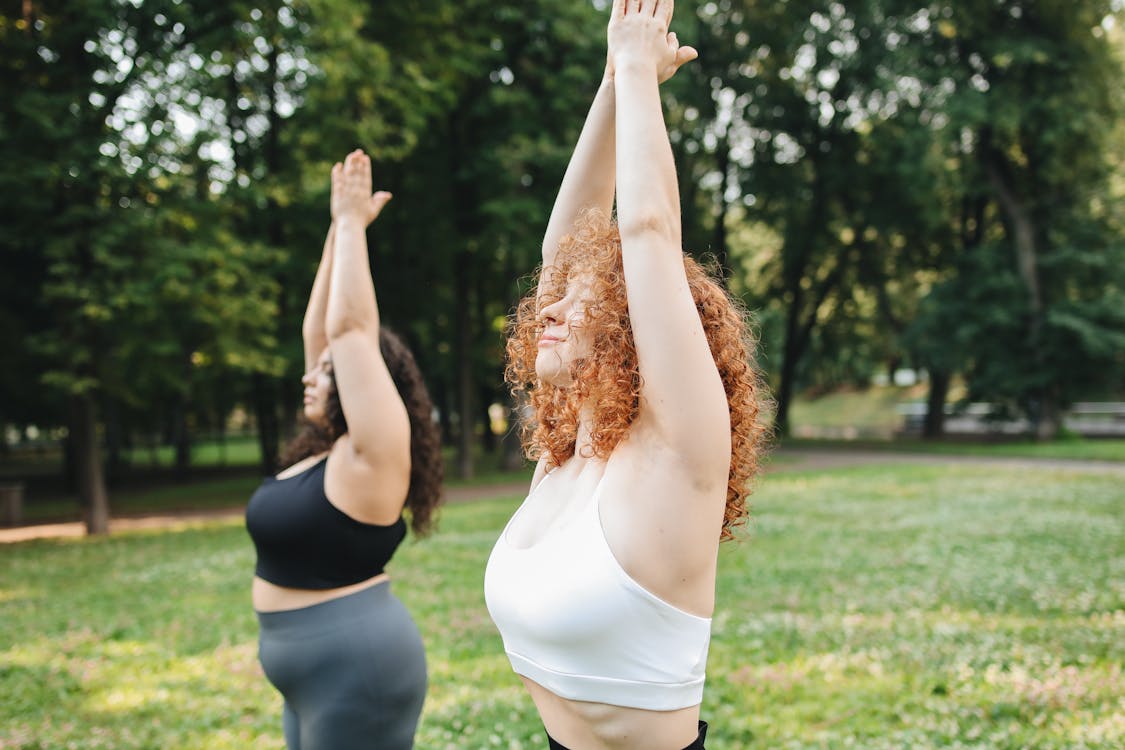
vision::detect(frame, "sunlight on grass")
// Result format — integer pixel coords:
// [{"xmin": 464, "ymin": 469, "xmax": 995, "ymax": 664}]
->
[{"xmin": 1, "ymin": 463, "xmax": 1122, "ymax": 748}]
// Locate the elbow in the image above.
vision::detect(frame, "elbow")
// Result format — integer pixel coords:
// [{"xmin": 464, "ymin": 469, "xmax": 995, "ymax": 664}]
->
[
  {"xmin": 617, "ymin": 212, "xmax": 676, "ymax": 243},
  {"xmin": 325, "ymin": 312, "xmax": 376, "ymax": 341}
]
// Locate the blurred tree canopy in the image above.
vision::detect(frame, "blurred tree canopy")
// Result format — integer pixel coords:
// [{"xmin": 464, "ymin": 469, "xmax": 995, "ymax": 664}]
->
[{"xmin": 1, "ymin": 0, "xmax": 1122, "ymax": 530}]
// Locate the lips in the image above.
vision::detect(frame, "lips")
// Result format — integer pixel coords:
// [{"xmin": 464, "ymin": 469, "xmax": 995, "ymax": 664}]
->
[{"xmin": 538, "ymin": 335, "xmax": 563, "ymax": 347}]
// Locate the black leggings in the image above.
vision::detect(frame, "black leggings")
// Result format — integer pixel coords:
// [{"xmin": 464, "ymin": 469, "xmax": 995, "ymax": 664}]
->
[
  {"xmin": 257, "ymin": 582, "xmax": 427, "ymax": 750},
  {"xmin": 547, "ymin": 720, "xmax": 708, "ymax": 750}
]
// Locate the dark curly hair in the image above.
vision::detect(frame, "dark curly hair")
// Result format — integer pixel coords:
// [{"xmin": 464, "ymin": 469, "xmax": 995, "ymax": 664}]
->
[
  {"xmin": 506, "ymin": 210, "xmax": 770, "ymax": 541},
  {"xmin": 281, "ymin": 327, "xmax": 444, "ymax": 536}
]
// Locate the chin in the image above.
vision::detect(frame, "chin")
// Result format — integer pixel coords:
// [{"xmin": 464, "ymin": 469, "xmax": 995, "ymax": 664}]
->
[{"xmin": 535, "ymin": 357, "xmax": 574, "ymax": 388}]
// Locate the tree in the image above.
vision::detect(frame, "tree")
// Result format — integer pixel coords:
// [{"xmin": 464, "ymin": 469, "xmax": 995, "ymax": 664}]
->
[{"xmin": 907, "ymin": 0, "xmax": 1125, "ymax": 438}]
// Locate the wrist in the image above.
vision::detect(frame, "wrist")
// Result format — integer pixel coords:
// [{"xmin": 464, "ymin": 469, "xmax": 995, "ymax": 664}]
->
[
  {"xmin": 334, "ymin": 214, "xmax": 365, "ymax": 231},
  {"xmin": 612, "ymin": 56, "xmax": 659, "ymax": 78}
]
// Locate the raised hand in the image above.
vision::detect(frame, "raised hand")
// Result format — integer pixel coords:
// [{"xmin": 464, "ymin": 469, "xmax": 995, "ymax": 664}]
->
[
  {"xmin": 607, "ymin": 0, "xmax": 696, "ymax": 82},
  {"xmin": 330, "ymin": 149, "xmax": 392, "ymax": 227},
  {"xmin": 657, "ymin": 30, "xmax": 698, "ymax": 84}
]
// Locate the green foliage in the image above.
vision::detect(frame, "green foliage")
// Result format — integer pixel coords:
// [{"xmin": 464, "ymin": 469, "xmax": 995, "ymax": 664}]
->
[
  {"xmin": 2, "ymin": 0, "xmax": 1123, "ymax": 487},
  {"xmin": 1, "ymin": 464, "xmax": 1122, "ymax": 747},
  {"xmin": 904, "ymin": 0, "xmax": 1125, "ymax": 425}
]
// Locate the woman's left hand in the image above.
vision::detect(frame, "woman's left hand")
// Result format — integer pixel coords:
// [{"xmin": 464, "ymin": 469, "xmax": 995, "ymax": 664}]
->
[{"xmin": 331, "ymin": 149, "xmax": 392, "ymax": 227}]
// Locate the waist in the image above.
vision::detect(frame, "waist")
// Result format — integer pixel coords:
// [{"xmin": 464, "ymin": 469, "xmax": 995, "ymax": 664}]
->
[
  {"xmin": 253, "ymin": 572, "xmax": 390, "ymax": 613},
  {"xmin": 525, "ymin": 675, "xmax": 702, "ymax": 750}
]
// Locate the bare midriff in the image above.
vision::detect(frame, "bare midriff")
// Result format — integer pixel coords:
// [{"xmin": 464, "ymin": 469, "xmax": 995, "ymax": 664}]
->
[
  {"xmin": 522, "ymin": 676, "xmax": 700, "ymax": 750},
  {"xmin": 252, "ymin": 572, "xmax": 390, "ymax": 613}
]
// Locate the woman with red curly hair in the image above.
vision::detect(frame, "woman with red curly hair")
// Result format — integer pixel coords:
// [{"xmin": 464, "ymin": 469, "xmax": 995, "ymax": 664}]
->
[{"xmin": 485, "ymin": 2, "xmax": 768, "ymax": 749}]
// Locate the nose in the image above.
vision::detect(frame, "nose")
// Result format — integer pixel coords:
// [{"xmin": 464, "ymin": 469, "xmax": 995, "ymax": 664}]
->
[
  {"xmin": 538, "ymin": 297, "xmax": 565, "ymax": 326},
  {"xmin": 301, "ymin": 370, "xmax": 315, "ymax": 386}
]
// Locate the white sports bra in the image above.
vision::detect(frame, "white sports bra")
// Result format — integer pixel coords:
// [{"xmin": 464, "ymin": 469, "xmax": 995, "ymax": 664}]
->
[{"xmin": 483, "ymin": 472, "xmax": 712, "ymax": 711}]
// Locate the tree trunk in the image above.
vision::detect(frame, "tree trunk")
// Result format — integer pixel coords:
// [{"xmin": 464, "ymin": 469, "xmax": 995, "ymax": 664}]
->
[
  {"xmin": 984, "ymin": 139, "xmax": 1058, "ymax": 440},
  {"xmin": 173, "ymin": 354, "xmax": 191, "ymax": 476},
  {"xmin": 104, "ymin": 397, "xmax": 124, "ymax": 482},
  {"xmin": 1035, "ymin": 385, "xmax": 1063, "ymax": 441},
  {"xmin": 71, "ymin": 392, "xmax": 110, "ymax": 535},
  {"xmin": 173, "ymin": 398, "xmax": 190, "ymax": 476},
  {"xmin": 253, "ymin": 373, "xmax": 279, "ymax": 476},
  {"xmin": 435, "ymin": 375, "xmax": 453, "ymax": 444},
  {"xmin": 448, "ymin": 108, "xmax": 479, "ymax": 480},
  {"xmin": 454, "ymin": 248, "xmax": 474, "ymax": 479},
  {"xmin": 923, "ymin": 369, "xmax": 951, "ymax": 439},
  {"xmin": 712, "ymin": 136, "xmax": 731, "ymax": 280},
  {"xmin": 774, "ymin": 292, "xmax": 804, "ymax": 438}
]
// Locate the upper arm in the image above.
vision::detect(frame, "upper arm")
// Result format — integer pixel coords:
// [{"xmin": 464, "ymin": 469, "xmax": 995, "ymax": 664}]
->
[
  {"xmin": 327, "ymin": 329, "xmax": 411, "ymax": 491},
  {"xmin": 621, "ymin": 230, "xmax": 730, "ymax": 475}
]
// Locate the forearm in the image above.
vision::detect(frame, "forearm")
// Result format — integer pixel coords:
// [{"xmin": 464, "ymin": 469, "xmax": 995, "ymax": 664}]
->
[
  {"xmin": 542, "ymin": 74, "xmax": 617, "ymax": 267},
  {"xmin": 325, "ymin": 218, "xmax": 380, "ymax": 339},
  {"xmin": 613, "ymin": 61, "xmax": 680, "ymax": 243},
  {"xmin": 302, "ymin": 224, "xmax": 336, "ymax": 370}
]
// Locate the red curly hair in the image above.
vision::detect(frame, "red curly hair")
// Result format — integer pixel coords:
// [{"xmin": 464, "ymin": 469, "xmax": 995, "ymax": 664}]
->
[{"xmin": 506, "ymin": 211, "xmax": 769, "ymax": 541}]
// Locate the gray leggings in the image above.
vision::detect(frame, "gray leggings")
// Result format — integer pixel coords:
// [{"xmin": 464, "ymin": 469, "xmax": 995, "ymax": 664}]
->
[{"xmin": 257, "ymin": 582, "xmax": 427, "ymax": 750}]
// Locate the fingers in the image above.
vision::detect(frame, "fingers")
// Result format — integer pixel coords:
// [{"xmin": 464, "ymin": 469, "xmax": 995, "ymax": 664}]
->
[
  {"xmin": 344, "ymin": 148, "xmax": 369, "ymax": 175},
  {"xmin": 620, "ymin": 0, "xmax": 672, "ymax": 26},
  {"xmin": 669, "ymin": 32, "xmax": 698, "ymax": 64},
  {"xmin": 369, "ymin": 191, "xmax": 392, "ymax": 219}
]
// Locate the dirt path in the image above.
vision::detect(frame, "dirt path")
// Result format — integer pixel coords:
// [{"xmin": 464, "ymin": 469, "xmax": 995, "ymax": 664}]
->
[
  {"xmin": 0, "ymin": 480, "xmax": 533, "ymax": 544},
  {"xmin": 772, "ymin": 447, "xmax": 1125, "ymax": 474},
  {"xmin": 2, "ymin": 450, "xmax": 1120, "ymax": 544}
]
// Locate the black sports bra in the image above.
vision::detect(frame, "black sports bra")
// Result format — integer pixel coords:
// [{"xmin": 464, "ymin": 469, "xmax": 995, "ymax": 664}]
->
[{"xmin": 245, "ymin": 456, "xmax": 406, "ymax": 589}]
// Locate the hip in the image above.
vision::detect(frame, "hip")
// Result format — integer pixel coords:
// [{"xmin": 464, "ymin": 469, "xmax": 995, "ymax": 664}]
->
[{"xmin": 252, "ymin": 571, "xmax": 389, "ymax": 612}]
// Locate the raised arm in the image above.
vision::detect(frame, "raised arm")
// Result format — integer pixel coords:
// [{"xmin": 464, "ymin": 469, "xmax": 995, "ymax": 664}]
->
[
  {"xmin": 325, "ymin": 151, "xmax": 410, "ymax": 502},
  {"xmin": 302, "ymin": 223, "xmax": 336, "ymax": 373},
  {"xmin": 610, "ymin": 0, "xmax": 728, "ymax": 471},
  {"xmin": 541, "ymin": 72, "xmax": 617, "ymax": 269},
  {"xmin": 542, "ymin": 25, "xmax": 696, "ymax": 270}
]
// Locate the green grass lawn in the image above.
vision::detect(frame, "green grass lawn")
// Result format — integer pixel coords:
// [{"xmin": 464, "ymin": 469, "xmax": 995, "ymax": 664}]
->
[
  {"xmin": 1, "ymin": 463, "xmax": 1122, "ymax": 749},
  {"xmin": 788, "ymin": 386, "xmax": 918, "ymax": 436}
]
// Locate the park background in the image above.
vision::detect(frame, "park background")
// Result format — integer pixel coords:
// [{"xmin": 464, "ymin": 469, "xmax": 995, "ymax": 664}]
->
[{"xmin": 1, "ymin": 1, "xmax": 1123, "ymax": 748}]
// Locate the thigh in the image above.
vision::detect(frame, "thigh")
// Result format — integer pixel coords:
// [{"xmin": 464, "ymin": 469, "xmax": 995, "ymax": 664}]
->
[
  {"xmin": 298, "ymin": 586, "xmax": 427, "ymax": 750},
  {"xmin": 282, "ymin": 702, "xmax": 300, "ymax": 750}
]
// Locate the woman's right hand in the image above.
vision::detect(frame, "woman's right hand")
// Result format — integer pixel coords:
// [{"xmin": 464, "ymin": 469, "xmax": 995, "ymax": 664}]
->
[
  {"xmin": 606, "ymin": 32, "xmax": 696, "ymax": 84},
  {"xmin": 607, "ymin": 0, "xmax": 697, "ymax": 82},
  {"xmin": 330, "ymin": 149, "xmax": 392, "ymax": 227}
]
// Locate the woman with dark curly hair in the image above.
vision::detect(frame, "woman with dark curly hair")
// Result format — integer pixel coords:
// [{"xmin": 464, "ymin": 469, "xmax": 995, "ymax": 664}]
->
[
  {"xmin": 485, "ymin": 2, "xmax": 768, "ymax": 749},
  {"xmin": 245, "ymin": 149, "xmax": 443, "ymax": 749}
]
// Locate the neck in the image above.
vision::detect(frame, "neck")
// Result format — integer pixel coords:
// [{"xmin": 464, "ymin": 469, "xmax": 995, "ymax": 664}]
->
[{"xmin": 575, "ymin": 402, "xmax": 595, "ymax": 457}]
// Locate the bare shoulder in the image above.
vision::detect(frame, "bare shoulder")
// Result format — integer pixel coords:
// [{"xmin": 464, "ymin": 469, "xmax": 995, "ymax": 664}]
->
[{"xmin": 323, "ymin": 434, "xmax": 410, "ymax": 525}]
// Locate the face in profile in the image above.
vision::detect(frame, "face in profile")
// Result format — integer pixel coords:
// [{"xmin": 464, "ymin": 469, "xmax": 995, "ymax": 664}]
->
[
  {"xmin": 535, "ymin": 273, "xmax": 594, "ymax": 387},
  {"xmin": 302, "ymin": 349, "xmax": 335, "ymax": 426}
]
